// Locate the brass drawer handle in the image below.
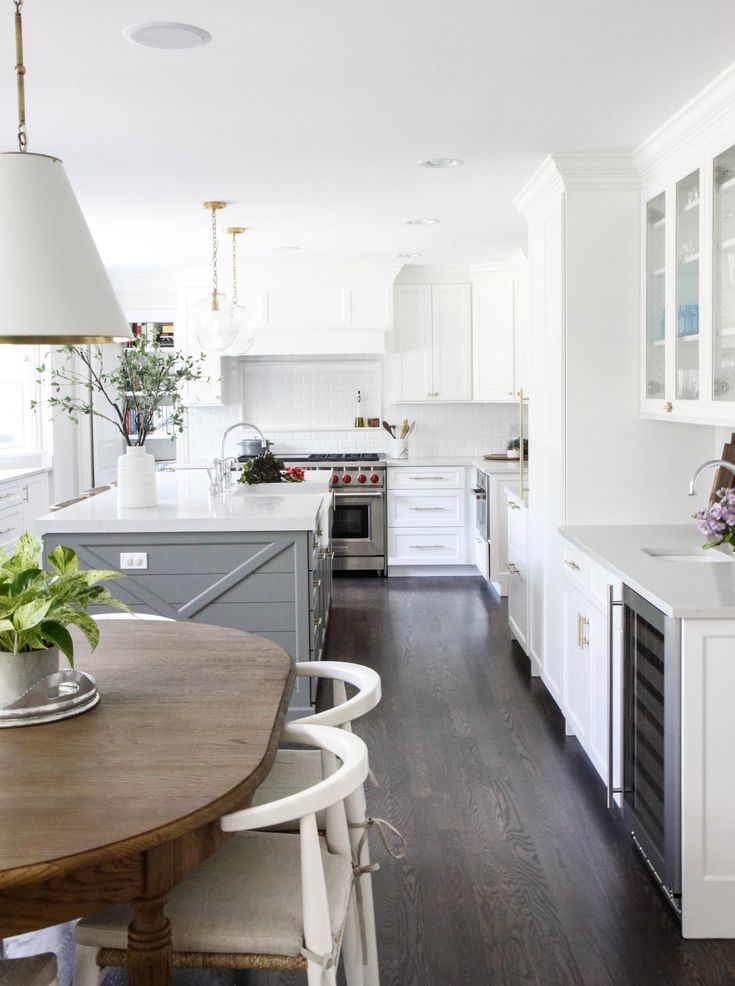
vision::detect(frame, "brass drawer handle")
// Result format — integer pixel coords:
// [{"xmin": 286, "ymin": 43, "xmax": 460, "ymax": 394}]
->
[
  {"xmin": 564, "ymin": 559, "xmax": 580, "ymax": 572},
  {"xmin": 505, "ymin": 561, "xmax": 519, "ymax": 575},
  {"xmin": 313, "ymin": 578, "xmax": 321, "ymax": 589},
  {"xmin": 577, "ymin": 613, "xmax": 590, "ymax": 648},
  {"xmin": 410, "ymin": 544, "xmax": 445, "ymax": 549},
  {"xmin": 313, "ymin": 615, "xmax": 323, "ymax": 627},
  {"xmin": 408, "ymin": 506, "xmax": 445, "ymax": 511},
  {"xmin": 663, "ymin": 402, "xmax": 673, "ymax": 413},
  {"xmin": 0, "ymin": 526, "xmax": 15, "ymax": 535},
  {"xmin": 506, "ymin": 500, "xmax": 520, "ymax": 510},
  {"xmin": 0, "ymin": 491, "xmax": 15, "ymax": 500}
]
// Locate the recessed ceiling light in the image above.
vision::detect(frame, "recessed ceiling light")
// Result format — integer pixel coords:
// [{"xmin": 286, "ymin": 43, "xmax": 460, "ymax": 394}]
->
[
  {"xmin": 404, "ymin": 218, "xmax": 440, "ymax": 225},
  {"xmin": 122, "ymin": 22, "xmax": 212, "ymax": 50},
  {"xmin": 417, "ymin": 158, "xmax": 464, "ymax": 168},
  {"xmin": 396, "ymin": 253, "xmax": 423, "ymax": 258},
  {"xmin": 271, "ymin": 245, "xmax": 302, "ymax": 252}
]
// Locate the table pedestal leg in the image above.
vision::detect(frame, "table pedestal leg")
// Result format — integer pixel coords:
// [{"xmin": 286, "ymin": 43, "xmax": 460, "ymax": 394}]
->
[{"xmin": 127, "ymin": 891, "xmax": 173, "ymax": 986}]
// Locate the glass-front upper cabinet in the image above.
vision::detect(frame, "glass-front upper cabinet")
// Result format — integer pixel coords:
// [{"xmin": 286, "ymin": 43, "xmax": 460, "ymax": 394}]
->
[
  {"xmin": 714, "ymin": 144, "xmax": 735, "ymax": 403},
  {"xmin": 675, "ymin": 170, "xmax": 700, "ymax": 401},
  {"xmin": 645, "ymin": 192, "xmax": 666, "ymax": 400}
]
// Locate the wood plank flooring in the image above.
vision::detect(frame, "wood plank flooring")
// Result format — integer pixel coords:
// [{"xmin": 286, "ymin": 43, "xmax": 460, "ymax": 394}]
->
[{"xmin": 7, "ymin": 574, "xmax": 735, "ymax": 985}]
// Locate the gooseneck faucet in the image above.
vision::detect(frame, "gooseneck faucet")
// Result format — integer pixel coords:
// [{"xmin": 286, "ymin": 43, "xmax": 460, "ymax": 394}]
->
[
  {"xmin": 688, "ymin": 459, "xmax": 735, "ymax": 496},
  {"xmin": 210, "ymin": 422, "xmax": 268, "ymax": 495}
]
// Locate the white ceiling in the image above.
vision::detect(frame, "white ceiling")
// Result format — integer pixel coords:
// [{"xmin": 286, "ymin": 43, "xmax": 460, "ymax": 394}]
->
[{"xmin": 3, "ymin": 0, "xmax": 735, "ymax": 273}]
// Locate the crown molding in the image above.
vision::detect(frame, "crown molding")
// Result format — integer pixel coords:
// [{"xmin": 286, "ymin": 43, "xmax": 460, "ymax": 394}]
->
[
  {"xmin": 514, "ymin": 153, "xmax": 640, "ymax": 219},
  {"xmin": 394, "ymin": 264, "xmax": 471, "ymax": 284},
  {"xmin": 635, "ymin": 61, "xmax": 735, "ymax": 179}
]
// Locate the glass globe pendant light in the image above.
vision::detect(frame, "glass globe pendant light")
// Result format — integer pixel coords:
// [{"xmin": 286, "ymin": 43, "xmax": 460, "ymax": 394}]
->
[
  {"xmin": 0, "ymin": 0, "xmax": 132, "ymax": 343},
  {"xmin": 190, "ymin": 201, "xmax": 241, "ymax": 353},
  {"xmin": 222, "ymin": 226, "xmax": 257, "ymax": 355}
]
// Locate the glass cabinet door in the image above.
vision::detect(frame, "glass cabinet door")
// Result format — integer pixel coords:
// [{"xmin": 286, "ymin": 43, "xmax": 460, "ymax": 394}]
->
[
  {"xmin": 645, "ymin": 193, "xmax": 666, "ymax": 399},
  {"xmin": 675, "ymin": 171, "xmax": 700, "ymax": 400},
  {"xmin": 714, "ymin": 144, "xmax": 735, "ymax": 402}
]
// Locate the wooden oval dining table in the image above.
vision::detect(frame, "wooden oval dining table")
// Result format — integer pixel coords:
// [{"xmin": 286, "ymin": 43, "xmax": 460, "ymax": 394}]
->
[{"xmin": 0, "ymin": 620, "xmax": 295, "ymax": 986}]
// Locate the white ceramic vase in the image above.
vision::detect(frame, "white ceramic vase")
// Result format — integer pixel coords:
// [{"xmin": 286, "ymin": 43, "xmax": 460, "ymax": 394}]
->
[
  {"xmin": 117, "ymin": 445, "xmax": 157, "ymax": 508},
  {"xmin": 0, "ymin": 647, "xmax": 60, "ymax": 706}
]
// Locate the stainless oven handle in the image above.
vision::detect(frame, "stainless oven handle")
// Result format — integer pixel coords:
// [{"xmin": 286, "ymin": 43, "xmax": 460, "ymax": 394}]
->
[
  {"xmin": 334, "ymin": 491, "xmax": 384, "ymax": 497},
  {"xmin": 607, "ymin": 583, "xmax": 624, "ymax": 810}
]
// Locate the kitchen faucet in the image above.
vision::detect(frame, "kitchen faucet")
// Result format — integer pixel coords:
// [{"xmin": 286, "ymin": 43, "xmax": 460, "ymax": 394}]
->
[
  {"xmin": 687, "ymin": 459, "xmax": 735, "ymax": 496},
  {"xmin": 211, "ymin": 422, "xmax": 268, "ymax": 495}
]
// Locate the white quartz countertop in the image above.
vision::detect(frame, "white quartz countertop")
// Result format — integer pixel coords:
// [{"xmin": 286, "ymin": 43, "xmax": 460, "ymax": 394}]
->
[
  {"xmin": 0, "ymin": 465, "xmax": 51, "ymax": 484},
  {"xmin": 384, "ymin": 456, "xmax": 519, "ymax": 474},
  {"xmin": 37, "ymin": 473, "xmax": 329, "ymax": 534},
  {"xmin": 561, "ymin": 524, "xmax": 735, "ymax": 619}
]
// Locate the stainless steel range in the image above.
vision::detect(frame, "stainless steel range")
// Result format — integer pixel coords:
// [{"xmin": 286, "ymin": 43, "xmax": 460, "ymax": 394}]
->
[{"xmin": 282, "ymin": 453, "xmax": 386, "ymax": 575}]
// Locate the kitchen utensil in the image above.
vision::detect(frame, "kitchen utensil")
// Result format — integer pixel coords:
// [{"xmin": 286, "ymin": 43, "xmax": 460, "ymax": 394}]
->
[
  {"xmin": 408, "ymin": 420, "xmax": 416, "ymax": 435},
  {"xmin": 382, "ymin": 420, "xmax": 396, "ymax": 438},
  {"xmin": 355, "ymin": 390, "xmax": 366, "ymax": 428},
  {"xmin": 400, "ymin": 419, "xmax": 410, "ymax": 439}
]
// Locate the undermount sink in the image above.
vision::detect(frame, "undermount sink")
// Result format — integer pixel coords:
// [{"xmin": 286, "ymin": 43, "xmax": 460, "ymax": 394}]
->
[{"xmin": 642, "ymin": 546, "xmax": 735, "ymax": 563}]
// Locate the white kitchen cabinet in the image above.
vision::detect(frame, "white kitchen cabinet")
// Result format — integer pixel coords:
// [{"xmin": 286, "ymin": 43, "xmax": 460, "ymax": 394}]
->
[
  {"xmin": 0, "ymin": 472, "xmax": 50, "ymax": 551},
  {"xmin": 472, "ymin": 278, "xmax": 515, "ymax": 401},
  {"xmin": 559, "ymin": 537, "xmax": 622, "ymax": 790},
  {"xmin": 387, "ymin": 464, "xmax": 469, "ymax": 571},
  {"xmin": 636, "ymin": 72, "xmax": 735, "ymax": 425},
  {"xmin": 506, "ymin": 487, "xmax": 528, "ymax": 652},
  {"xmin": 392, "ymin": 283, "xmax": 472, "ymax": 401},
  {"xmin": 514, "ymin": 154, "xmax": 705, "ymax": 713}
]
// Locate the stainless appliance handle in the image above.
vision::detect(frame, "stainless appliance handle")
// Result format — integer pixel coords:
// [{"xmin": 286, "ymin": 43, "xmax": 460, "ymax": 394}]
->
[
  {"xmin": 607, "ymin": 583, "xmax": 624, "ymax": 810},
  {"xmin": 334, "ymin": 491, "xmax": 384, "ymax": 498}
]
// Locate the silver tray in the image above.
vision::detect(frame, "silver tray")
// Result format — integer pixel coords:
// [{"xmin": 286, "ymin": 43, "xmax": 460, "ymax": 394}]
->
[{"xmin": 0, "ymin": 669, "xmax": 99, "ymax": 727}]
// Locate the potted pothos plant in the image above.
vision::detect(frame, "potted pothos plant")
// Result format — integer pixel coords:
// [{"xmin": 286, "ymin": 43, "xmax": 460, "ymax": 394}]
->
[{"xmin": 0, "ymin": 533, "xmax": 128, "ymax": 707}]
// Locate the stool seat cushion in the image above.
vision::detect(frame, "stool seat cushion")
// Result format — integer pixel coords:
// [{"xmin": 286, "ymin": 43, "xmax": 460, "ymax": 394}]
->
[
  {"xmin": 75, "ymin": 832, "xmax": 352, "ymax": 958},
  {"xmin": 0, "ymin": 955, "xmax": 58, "ymax": 986}
]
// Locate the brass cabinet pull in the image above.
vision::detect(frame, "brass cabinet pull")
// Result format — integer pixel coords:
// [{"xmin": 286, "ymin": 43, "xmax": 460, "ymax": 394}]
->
[
  {"xmin": 408, "ymin": 506, "xmax": 445, "ymax": 511},
  {"xmin": 577, "ymin": 612, "xmax": 590, "ymax": 648},
  {"xmin": 313, "ymin": 615, "xmax": 323, "ymax": 627},
  {"xmin": 410, "ymin": 544, "xmax": 445, "ymax": 549},
  {"xmin": 0, "ymin": 526, "xmax": 14, "ymax": 535},
  {"xmin": 505, "ymin": 561, "xmax": 519, "ymax": 575},
  {"xmin": 564, "ymin": 559, "xmax": 580, "ymax": 572},
  {"xmin": 313, "ymin": 579, "xmax": 321, "ymax": 589},
  {"xmin": 409, "ymin": 476, "xmax": 446, "ymax": 480},
  {"xmin": 0, "ymin": 491, "xmax": 15, "ymax": 500},
  {"xmin": 506, "ymin": 499, "xmax": 520, "ymax": 510},
  {"xmin": 663, "ymin": 401, "xmax": 673, "ymax": 413}
]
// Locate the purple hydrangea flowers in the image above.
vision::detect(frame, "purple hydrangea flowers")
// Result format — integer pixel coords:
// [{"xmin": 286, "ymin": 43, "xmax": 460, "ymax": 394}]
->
[{"xmin": 694, "ymin": 487, "xmax": 735, "ymax": 549}]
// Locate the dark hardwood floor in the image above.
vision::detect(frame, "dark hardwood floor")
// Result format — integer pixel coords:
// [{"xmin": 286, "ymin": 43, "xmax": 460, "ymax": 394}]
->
[{"xmin": 7, "ymin": 574, "xmax": 735, "ymax": 985}]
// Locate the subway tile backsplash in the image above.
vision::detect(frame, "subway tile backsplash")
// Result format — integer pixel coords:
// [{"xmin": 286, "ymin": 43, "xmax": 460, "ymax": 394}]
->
[{"xmin": 184, "ymin": 358, "xmax": 518, "ymax": 460}]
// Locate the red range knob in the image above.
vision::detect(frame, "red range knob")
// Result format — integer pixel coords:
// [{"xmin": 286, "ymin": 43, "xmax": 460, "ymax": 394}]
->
[
  {"xmin": 357, "ymin": 473, "xmax": 367, "ymax": 484},
  {"xmin": 342, "ymin": 473, "xmax": 352, "ymax": 484},
  {"xmin": 370, "ymin": 473, "xmax": 380, "ymax": 483},
  {"xmin": 331, "ymin": 474, "xmax": 339, "ymax": 484}
]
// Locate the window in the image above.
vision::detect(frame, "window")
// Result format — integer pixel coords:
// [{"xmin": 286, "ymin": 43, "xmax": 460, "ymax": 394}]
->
[{"xmin": 0, "ymin": 345, "xmax": 43, "ymax": 454}]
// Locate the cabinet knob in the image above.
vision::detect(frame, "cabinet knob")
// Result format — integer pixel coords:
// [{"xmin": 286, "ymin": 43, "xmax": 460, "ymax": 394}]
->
[{"xmin": 663, "ymin": 401, "xmax": 673, "ymax": 413}]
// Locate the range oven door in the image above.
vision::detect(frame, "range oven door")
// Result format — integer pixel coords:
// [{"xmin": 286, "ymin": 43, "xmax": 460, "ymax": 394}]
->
[
  {"xmin": 622, "ymin": 585, "xmax": 681, "ymax": 910},
  {"xmin": 332, "ymin": 492, "xmax": 385, "ymax": 563}
]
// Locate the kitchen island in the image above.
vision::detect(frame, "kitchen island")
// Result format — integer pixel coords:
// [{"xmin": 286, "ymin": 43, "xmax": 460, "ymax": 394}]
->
[
  {"xmin": 560, "ymin": 523, "xmax": 735, "ymax": 938},
  {"xmin": 37, "ymin": 472, "xmax": 333, "ymax": 715}
]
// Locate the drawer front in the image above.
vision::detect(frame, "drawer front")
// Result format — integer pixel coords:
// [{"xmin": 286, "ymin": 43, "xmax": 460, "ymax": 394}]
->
[
  {"xmin": 388, "ymin": 467, "xmax": 464, "ymax": 490},
  {"xmin": 0, "ymin": 483, "xmax": 22, "ymax": 511},
  {"xmin": 0, "ymin": 504, "xmax": 25, "ymax": 553},
  {"xmin": 388, "ymin": 490, "xmax": 464, "ymax": 527},
  {"xmin": 388, "ymin": 529, "xmax": 463, "ymax": 565}
]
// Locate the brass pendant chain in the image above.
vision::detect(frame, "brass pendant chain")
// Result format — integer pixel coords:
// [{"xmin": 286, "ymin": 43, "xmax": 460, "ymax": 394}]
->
[
  {"xmin": 14, "ymin": 0, "xmax": 27, "ymax": 151},
  {"xmin": 210, "ymin": 204, "xmax": 219, "ymax": 311},
  {"xmin": 231, "ymin": 231, "xmax": 238, "ymax": 306}
]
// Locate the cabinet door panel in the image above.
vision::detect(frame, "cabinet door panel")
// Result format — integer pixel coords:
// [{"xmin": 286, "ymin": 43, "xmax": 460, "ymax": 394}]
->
[
  {"xmin": 393, "ymin": 285, "xmax": 433, "ymax": 401},
  {"xmin": 472, "ymin": 280, "xmax": 515, "ymax": 400},
  {"xmin": 562, "ymin": 582, "xmax": 592, "ymax": 745},
  {"xmin": 431, "ymin": 284, "xmax": 472, "ymax": 400}
]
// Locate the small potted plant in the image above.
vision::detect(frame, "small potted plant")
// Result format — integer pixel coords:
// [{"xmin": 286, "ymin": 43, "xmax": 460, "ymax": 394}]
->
[
  {"xmin": 0, "ymin": 533, "xmax": 128, "ymax": 707},
  {"xmin": 506, "ymin": 438, "xmax": 529, "ymax": 459}
]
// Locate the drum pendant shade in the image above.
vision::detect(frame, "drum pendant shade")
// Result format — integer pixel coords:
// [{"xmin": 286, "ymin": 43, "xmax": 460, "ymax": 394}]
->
[{"xmin": 0, "ymin": 152, "xmax": 132, "ymax": 343}]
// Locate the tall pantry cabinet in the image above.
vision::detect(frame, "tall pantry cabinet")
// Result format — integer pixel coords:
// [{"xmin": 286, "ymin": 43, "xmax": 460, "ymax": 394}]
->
[{"xmin": 513, "ymin": 155, "xmax": 710, "ymax": 711}]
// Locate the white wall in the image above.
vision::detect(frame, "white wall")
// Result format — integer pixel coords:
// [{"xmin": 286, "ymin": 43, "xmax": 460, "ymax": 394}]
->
[{"xmin": 183, "ymin": 356, "xmax": 519, "ymax": 461}]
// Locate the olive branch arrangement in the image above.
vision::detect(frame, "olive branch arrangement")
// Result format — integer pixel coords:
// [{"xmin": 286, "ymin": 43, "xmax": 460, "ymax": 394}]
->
[{"xmin": 32, "ymin": 337, "xmax": 206, "ymax": 446}]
